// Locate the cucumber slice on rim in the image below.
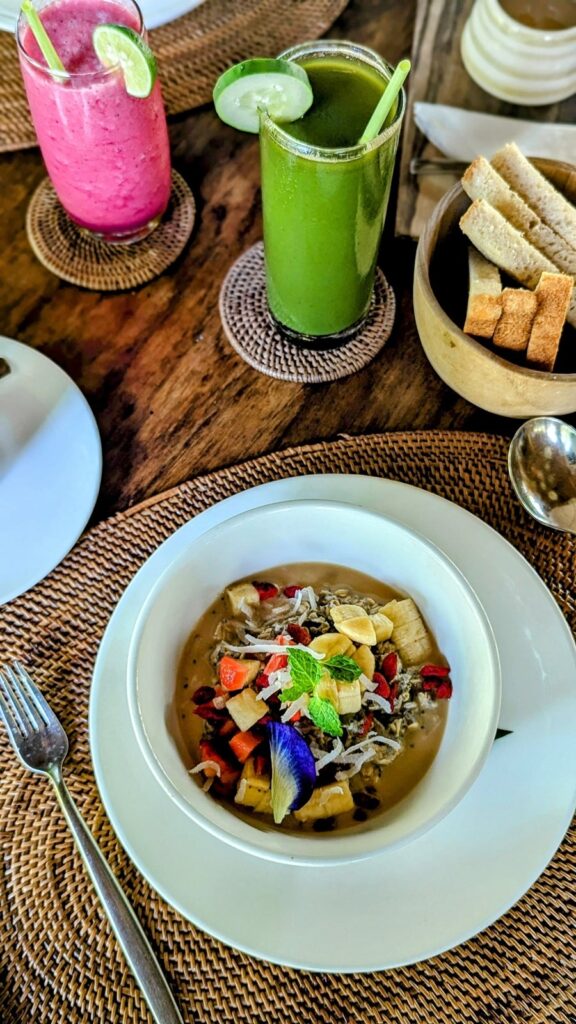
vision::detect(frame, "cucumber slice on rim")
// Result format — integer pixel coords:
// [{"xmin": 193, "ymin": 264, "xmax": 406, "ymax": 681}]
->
[
  {"xmin": 93, "ymin": 24, "xmax": 157, "ymax": 98},
  {"xmin": 213, "ymin": 58, "xmax": 313, "ymax": 133}
]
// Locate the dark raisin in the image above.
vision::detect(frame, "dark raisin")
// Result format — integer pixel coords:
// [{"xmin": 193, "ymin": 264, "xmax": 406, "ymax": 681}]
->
[
  {"xmin": 317, "ymin": 764, "xmax": 338, "ymax": 784},
  {"xmin": 313, "ymin": 816, "xmax": 336, "ymax": 832},
  {"xmin": 353, "ymin": 792, "xmax": 380, "ymax": 811},
  {"xmin": 192, "ymin": 686, "xmax": 216, "ymax": 705},
  {"xmin": 366, "ymin": 785, "xmax": 377, "ymax": 795},
  {"xmin": 353, "ymin": 809, "xmax": 368, "ymax": 822}
]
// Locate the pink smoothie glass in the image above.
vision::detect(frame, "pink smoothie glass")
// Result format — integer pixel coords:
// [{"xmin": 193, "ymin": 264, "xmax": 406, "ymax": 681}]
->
[{"xmin": 17, "ymin": 0, "xmax": 171, "ymax": 243}]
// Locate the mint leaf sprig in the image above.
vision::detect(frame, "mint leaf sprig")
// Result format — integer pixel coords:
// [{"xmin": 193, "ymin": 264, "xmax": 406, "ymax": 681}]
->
[
  {"xmin": 280, "ymin": 648, "xmax": 363, "ymax": 735},
  {"xmin": 323, "ymin": 655, "xmax": 362, "ymax": 682}
]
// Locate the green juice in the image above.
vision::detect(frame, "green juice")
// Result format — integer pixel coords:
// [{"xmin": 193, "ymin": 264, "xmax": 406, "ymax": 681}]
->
[{"xmin": 260, "ymin": 42, "xmax": 404, "ymax": 343}]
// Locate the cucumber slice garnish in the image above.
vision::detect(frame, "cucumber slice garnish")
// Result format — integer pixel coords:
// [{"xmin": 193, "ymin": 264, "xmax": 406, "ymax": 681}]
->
[
  {"xmin": 93, "ymin": 24, "xmax": 157, "ymax": 98},
  {"xmin": 213, "ymin": 58, "xmax": 313, "ymax": 133}
]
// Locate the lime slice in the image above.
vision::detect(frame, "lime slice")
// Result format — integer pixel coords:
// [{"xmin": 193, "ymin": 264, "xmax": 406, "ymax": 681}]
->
[
  {"xmin": 213, "ymin": 58, "xmax": 313, "ymax": 133},
  {"xmin": 93, "ymin": 24, "xmax": 157, "ymax": 98}
]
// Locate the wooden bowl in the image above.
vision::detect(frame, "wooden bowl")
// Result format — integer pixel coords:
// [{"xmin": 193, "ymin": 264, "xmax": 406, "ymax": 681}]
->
[{"xmin": 413, "ymin": 158, "xmax": 576, "ymax": 418}]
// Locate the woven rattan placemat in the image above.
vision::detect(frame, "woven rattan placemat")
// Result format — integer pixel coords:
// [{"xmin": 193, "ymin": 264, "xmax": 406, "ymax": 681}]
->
[
  {"xmin": 219, "ymin": 242, "xmax": 396, "ymax": 382},
  {"xmin": 0, "ymin": 0, "xmax": 348, "ymax": 153},
  {"xmin": 26, "ymin": 170, "xmax": 196, "ymax": 290},
  {"xmin": 1, "ymin": 432, "xmax": 574, "ymax": 1024}
]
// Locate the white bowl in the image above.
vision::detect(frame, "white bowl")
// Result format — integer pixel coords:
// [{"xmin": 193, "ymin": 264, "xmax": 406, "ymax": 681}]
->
[{"xmin": 127, "ymin": 500, "xmax": 501, "ymax": 865}]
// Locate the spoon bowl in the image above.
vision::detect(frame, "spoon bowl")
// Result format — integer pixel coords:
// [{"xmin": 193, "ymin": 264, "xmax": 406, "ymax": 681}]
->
[{"xmin": 508, "ymin": 417, "xmax": 576, "ymax": 534}]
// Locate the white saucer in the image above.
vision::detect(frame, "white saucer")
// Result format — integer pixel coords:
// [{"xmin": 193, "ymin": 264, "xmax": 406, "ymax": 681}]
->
[
  {"xmin": 89, "ymin": 474, "xmax": 576, "ymax": 973},
  {"xmin": 0, "ymin": 337, "xmax": 102, "ymax": 605}
]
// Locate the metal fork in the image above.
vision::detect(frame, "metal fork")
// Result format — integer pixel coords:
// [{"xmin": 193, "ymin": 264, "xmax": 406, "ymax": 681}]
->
[{"xmin": 0, "ymin": 661, "xmax": 184, "ymax": 1024}]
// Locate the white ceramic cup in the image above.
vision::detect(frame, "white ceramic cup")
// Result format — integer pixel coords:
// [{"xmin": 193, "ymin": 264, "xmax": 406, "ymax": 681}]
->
[
  {"xmin": 127, "ymin": 499, "xmax": 501, "ymax": 866},
  {"xmin": 461, "ymin": 0, "xmax": 576, "ymax": 105}
]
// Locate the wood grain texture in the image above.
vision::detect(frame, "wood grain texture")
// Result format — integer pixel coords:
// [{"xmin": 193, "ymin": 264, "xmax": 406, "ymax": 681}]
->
[
  {"xmin": 396, "ymin": 0, "xmax": 576, "ymax": 237},
  {"xmin": 0, "ymin": 0, "xmax": 573, "ymax": 524}
]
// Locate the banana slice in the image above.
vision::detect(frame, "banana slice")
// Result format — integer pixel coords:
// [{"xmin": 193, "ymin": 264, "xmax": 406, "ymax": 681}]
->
[
  {"xmin": 309, "ymin": 632, "xmax": 354, "ymax": 658},
  {"xmin": 371, "ymin": 611, "xmax": 394, "ymax": 642},
  {"xmin": 352, "ymin": 644, "xmax": 375, "ymax": 680},
  {"xmin": 316, "ymin": 675, "xmax": 339, "ymax": 708},
  {"xmin": 381, "ymin": 598, "xmax": 421, "ymax": 627},
  {"xmin": 330, "ymin": 604, "xmax": 377, "ymax": 646},
  {"xmin": 294, "ymin": 780, "xmax": 354, "ymax": 822},
  {"xmin": 336, "ymin": 680, "xmax": 362, "ymax": 715},
  {"xmin": 399, "ymin": 636, "xmax": 435, "ymax": 667}
]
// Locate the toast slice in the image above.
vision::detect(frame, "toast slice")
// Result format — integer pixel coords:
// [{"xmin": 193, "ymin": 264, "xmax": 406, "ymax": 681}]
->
[
  {"xmin": 462, "ymin": 156, "xmax": 576, "ymax": 277},
  {"xmin": 491, "ymin": 143, "xmax": 576, "ymax": 252},
  {"xmin": 526, "ymin": 272, "xmax": 573, "ymax": 372},
  {"xmin": 463, "ymin": 247, "xmax": 502, "ymax": 337},
  {"xmin": 492, "ymin": 288, "xmax": 538, "ymax": 351},
  {"xmin": 459, "ymin": 199, "xmax": 576, "ymax": 328}
]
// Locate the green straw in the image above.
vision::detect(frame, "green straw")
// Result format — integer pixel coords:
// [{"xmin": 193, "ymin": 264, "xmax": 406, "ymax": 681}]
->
[
  {"xmin": 358, "ymin": 59, "xmax": 410, "ymax": 144},
  {"xmin": 21, "ymin": 0, "xmax": 66, "ymax": 73}
]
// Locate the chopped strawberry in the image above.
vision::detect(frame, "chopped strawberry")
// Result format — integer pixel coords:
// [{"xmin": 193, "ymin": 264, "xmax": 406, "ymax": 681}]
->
[
  {"xmin": 191, "ymin": 685, "xmax": 215, "ymax": 705},
  {"xmin": 421, "ymin": 664, "xmax": 451, "ymax": 679},
  {"xmin": 264, "ymin": 653, "xmax": 288, "ymax": 674},
  {"xmin": 381, "ymin": 652, "xmax": 399, "ymax": 681},
  {"xmin": 289, "ymin": 709, "xmax": 302, "ymax": 722},
  {"xmin": 252, "ymin": 581, "xmax": 279, "ymax": 601},
  {"xmin": 373, "ymin": 672, "xmax": 390, "ymax": 699},
  {"xmin": 360, "ymin": 714, "xmax": 374, "ymax": 736},
  {"xmin": 287, "ymin": 623, "xmax": 311, "ymax": 646},
  {"xmin": 283, "ymin": 585, "xmax": 302, "ymax": 598}
]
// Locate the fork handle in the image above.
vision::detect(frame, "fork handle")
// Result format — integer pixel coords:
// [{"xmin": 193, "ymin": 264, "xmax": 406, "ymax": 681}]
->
[{"xmin": 49, "ymin": 768, "xmax": 184, "ymax": 1024}]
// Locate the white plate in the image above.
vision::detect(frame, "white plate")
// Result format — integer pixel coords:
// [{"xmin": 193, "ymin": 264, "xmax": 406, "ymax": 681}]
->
[
  {"xmin": 89, "ymin": 474, "xmax": 576, "ymax": 973},
  {"xmin": 0, "ymin": 0, "xmax": 206, "ymax": 33},
  {"xmin": 0, "ymin": 337, "xmax": 102, "ymax": 605}
]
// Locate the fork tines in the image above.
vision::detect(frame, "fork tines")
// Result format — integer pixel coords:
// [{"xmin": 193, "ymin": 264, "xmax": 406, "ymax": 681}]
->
[{"xmin": 0, "ymin": 660, "xmax": 51, "ymax": 737}]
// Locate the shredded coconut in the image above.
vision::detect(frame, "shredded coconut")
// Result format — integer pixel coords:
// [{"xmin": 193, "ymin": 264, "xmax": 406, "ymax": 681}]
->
[
  {"xmin": 281, "ymin": 693, "xmax": 310, "ymax": 722},
  {"xmin": 314, "ymin": 738, "xmax": 344, "ymax": 772},
  {"xmin": 363, "ymin": 692, "xmax": 393, "ymax": 714},
  {"xmin": 190, "ymin": 760, "xmax": 221, "ymax": 778}
]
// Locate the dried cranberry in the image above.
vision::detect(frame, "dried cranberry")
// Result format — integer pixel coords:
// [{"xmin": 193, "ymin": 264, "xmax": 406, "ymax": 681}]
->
[
  {"xmin": 252, "ymin": 581, "xmax": 279, "ymax": 601},
  {"xmin": 254, "ymin": 672, "xmax": 269, "ymax": 690},
  {"xmin": 435, "ymin": 680, "xmax": 453, "ymax": 699},
  {"xmin": 381, "ymin": 652, "xmax": 399, "ymax": 682},
  {"xmin": 283, "ymin": 585, "xmax": 302, "ymax": 598},
  {"xmin": 191, "ymin": 685, "xmax": 215, "ymax": 705},
  {"xmin": 373, "ymin": 673, "xmax": 390, "ymax": 699},
  {"xmin": 421, "ymin": 664, "xmax": 451, "ymax": 679},
  {"xmin": 193, "ymin": 701, "xmax": 226, "ymax": 721},
  {"xmin": 287, "ymin": 623, "xmax": 311, "ymax": 645}
]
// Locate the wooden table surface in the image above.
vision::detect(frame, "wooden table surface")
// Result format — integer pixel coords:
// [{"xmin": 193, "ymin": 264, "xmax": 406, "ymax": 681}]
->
[{"xmin": 0, "ymin": 0, "xmax": 563, "ymax": 523}]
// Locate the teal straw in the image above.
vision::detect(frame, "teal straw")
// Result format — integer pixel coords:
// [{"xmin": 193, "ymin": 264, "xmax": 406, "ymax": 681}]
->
[
  {"xmin": 358, "ymin": 59, "xmax": 410, "ymax": 144},
  {"xmin": 21, "ymin": 0, "xmax": 66, "ymax": 72}
]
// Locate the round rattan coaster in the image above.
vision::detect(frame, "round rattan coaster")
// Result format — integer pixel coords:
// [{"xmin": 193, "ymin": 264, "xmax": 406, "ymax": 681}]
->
[
  {"xmin": 0, "ymin": 0, "xmax": 348, "ymax": 152},
  {"xmin": 219, "ymin": 242, "xmax": 396, "ymax": 382},
  {"xmin": 0, "ymin": 433, "xmax": 574, "ymax": 1024},
  {"xmin": 25, "ymin": 170, "xmax": 195, "ymax": 291}
]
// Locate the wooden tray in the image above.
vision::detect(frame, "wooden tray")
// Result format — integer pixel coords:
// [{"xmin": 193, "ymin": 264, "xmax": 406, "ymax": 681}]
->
[{"xmin": 396, "ymin": 0, "xmax": 576, "ymax": 238}]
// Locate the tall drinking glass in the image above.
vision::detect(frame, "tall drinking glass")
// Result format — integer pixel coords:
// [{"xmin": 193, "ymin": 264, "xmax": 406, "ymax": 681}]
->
[
  {"xmin": 17, "ymin": 0, "xmax": 171, "ymax": 243},
  {"xmin": 259, "ymin": 40, "xmax": 406, "ymax": 348}
]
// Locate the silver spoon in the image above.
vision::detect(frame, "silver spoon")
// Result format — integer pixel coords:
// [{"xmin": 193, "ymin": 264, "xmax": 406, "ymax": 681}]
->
[{"xmin": 508, "ymin": 417, "xmax": 576, "ymax": 535}]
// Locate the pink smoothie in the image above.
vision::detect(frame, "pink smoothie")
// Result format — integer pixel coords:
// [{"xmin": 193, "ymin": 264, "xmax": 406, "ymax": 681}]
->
[{"xmin": 18, "ymin": 0, "xmax": 171, "ymax": 238}]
